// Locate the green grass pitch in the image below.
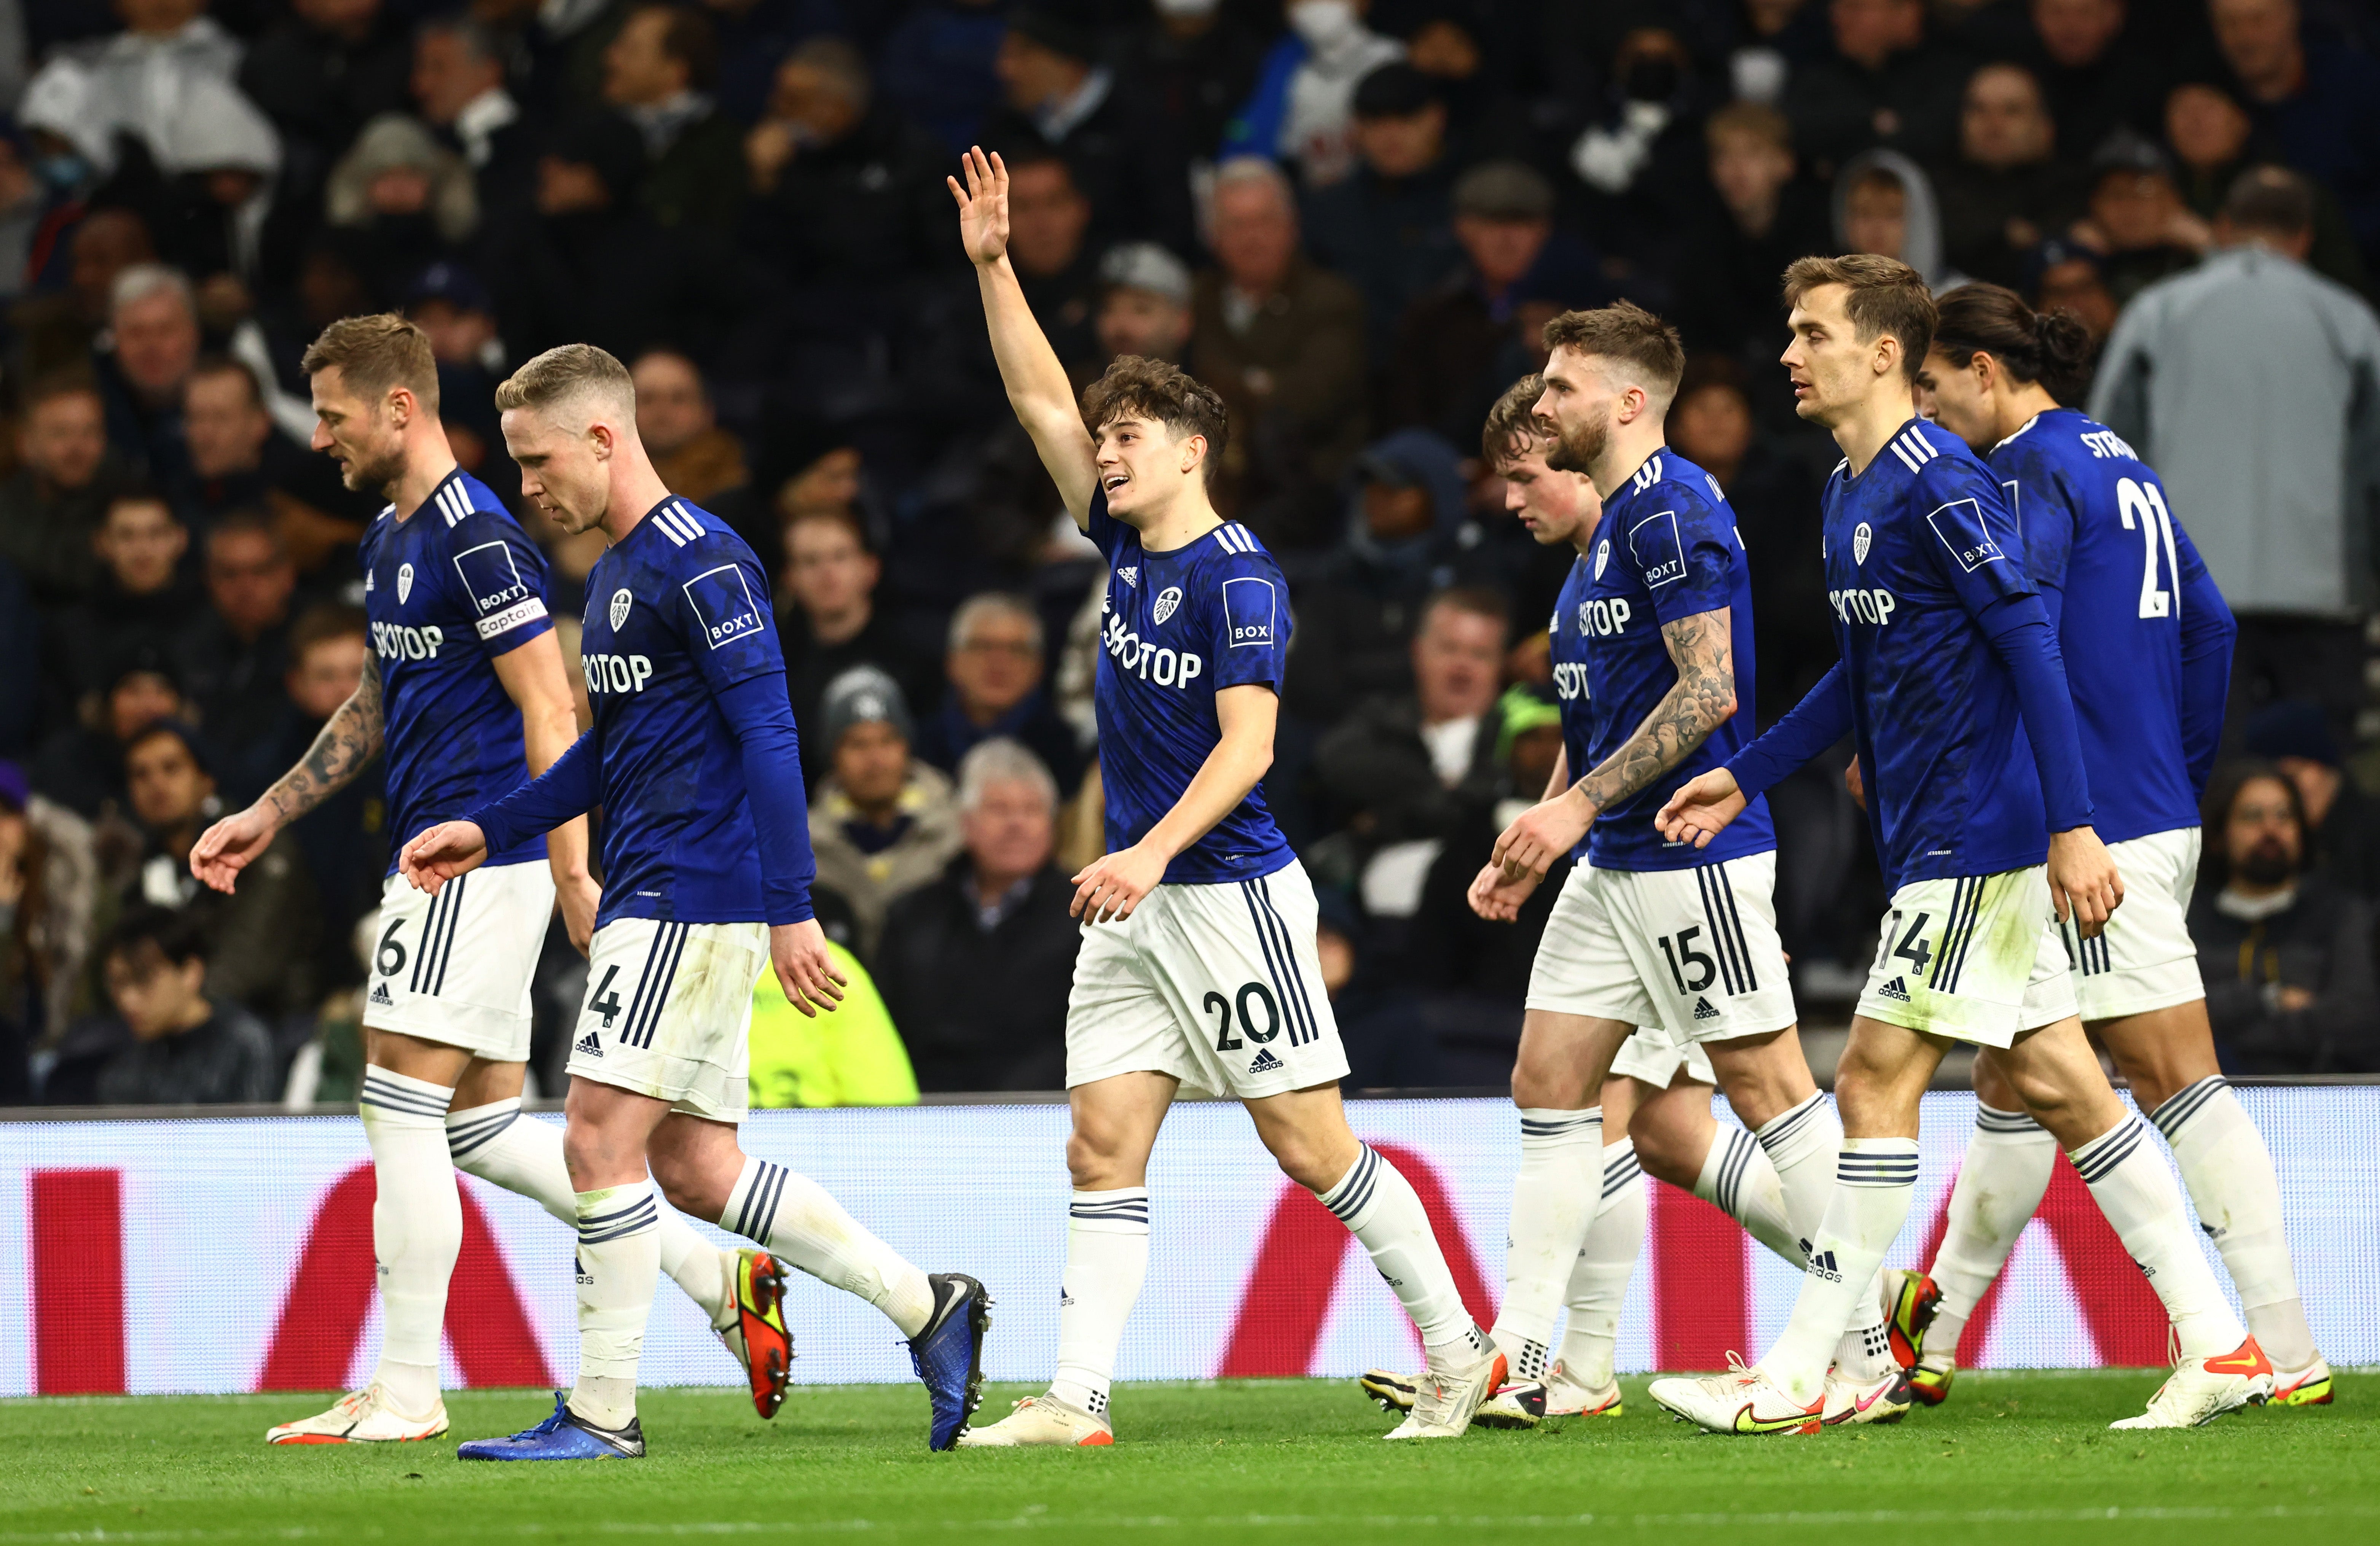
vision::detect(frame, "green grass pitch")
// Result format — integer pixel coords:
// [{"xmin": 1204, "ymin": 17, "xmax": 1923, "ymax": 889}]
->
[{"xmin": 2, "ymin": 1372, "xmax": 2370, "ymax": 1544}]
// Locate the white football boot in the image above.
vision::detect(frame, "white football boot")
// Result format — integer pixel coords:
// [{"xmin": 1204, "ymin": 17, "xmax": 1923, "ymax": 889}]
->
[
  {"xmin": 1475, "ymin": 1358, "xmax": 1624, "ymax": 1428},
  {"xmin": 2271, "ymin": 1356, "xmax": 2334, "ymax": 1407},
  {"xmin": 953, "ymin": 1391, "xmax": 1113, "ymax": 1447},
  {"xmin": 1384, "ymin": 1326, "xmax": 1507, "ymax": 1440},
  {"xmin": 2109, "ymin": 1337, "xmax": 2275, "ymax": 1430},
  {"xmin": 1649, "ymin": 1353, "xmax": 1824, "ymax": 1436},
  {"xmin": 1821, "ymin": 1366, "xmax": 1912, "ymax": 1425},
  {"xmin": 266, "ymin": 1384, "xmax": 448, "ymax": 1444}
]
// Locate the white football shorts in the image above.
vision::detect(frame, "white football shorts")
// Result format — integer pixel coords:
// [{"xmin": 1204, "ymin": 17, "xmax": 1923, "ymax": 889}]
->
[
  {"xmin": 2061, "ymin": 826, "xmax": 2205, "ymax": 1022},
  {"xmin": 1609, "ymin": 1020, "xmax": 1716, "ymax": 1087},
  {"xmin": 566, "ymin": 918, "xmax": 770, "ymax": 1122},
  {"xmin": 362, "ymin": 861, "xmax": 555, "ymax": 1061},
  {"xmin": 1525, "ymin": 851, "xmax": 1798, "ymax": 1045},
  {"xmin": 1855, "ymin": 865, "xmax": 2077, "ymax": 1048},
  {"xmin": 1065, "ymin": 860, "xmax": 1350, "ymax": 1101}
]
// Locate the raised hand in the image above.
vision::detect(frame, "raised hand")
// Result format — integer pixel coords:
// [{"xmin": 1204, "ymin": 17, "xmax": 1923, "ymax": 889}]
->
[{"xmin": 947, "ymin": 145, "xmax": 1010, "ymax": 267}]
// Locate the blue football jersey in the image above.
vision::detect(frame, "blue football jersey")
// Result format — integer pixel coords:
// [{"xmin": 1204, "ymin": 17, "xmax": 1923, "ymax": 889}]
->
[
  {"xmin": 1988, "ymin": 409, "xmax": 2226, "ymax": 844},
  {"xmin": 1822, "ymin": 418, "xmax": 2062, "ymax": 889},
  {"xmin": 576, "ymin": 496, "xmax": 789, "ymax": 926},
  {"xmin": 1548, "ymin": 451, "xmax": 1774, "ymax": 870},
  {"xmin": 1088, "ymin": 492, "xmax": 1294, "ymax": 886},
  {"xmin": 360, "ymin": 469, "xmax": 552, "ymax": 874}
]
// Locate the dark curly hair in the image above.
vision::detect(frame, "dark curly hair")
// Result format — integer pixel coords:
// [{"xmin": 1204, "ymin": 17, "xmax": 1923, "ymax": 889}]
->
[{"xmin": 1079, "ymin": 355, "xmax": 1229, "ymax": 484}]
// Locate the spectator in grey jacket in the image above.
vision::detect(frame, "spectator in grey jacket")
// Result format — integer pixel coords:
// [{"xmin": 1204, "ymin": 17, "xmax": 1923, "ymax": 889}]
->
[
  {"xmin": 47, "ymin": 905, "xmax": 277, "ymax": 1107},
  {"xmin": 2091, "ymin": 167, "xmax": 2380, "ymax": 745}
]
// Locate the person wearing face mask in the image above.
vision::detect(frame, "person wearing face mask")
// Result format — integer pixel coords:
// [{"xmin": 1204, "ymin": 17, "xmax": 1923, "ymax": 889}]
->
[
  {"xmin": 1221, "ymin": 0, "xmax": 1405, "ymax": 188},
  {"xmin": 2188, "ymin": 764, "xmax": 2378, "ymax": 1074}
]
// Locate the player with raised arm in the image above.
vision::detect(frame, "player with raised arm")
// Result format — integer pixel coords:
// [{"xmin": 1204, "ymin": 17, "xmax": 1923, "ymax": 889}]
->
[
  {"xmin": 1649, "ymin": 255, "xmax": 2270, "ymax": 1435},
  {"xmin": 1891, "ymin": 283, "xmax": 2328, "ymax": 1407},
  {"xmin": 398, "ymin": 345, "xmax": 990, "ymax": 1460},
  {"xmin": 1371, "ymin": 371, "xmax": 1828, "ymax": 1417},
  {"xmin": 190, "ymin": 316, "xmax": 782, "ymax": 1446},
  {"xmin": 944, "ymin": 147, "xmax": 1498, "ymax": 1446}
]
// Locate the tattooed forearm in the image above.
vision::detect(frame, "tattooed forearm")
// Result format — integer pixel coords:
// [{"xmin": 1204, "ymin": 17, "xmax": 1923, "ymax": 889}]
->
[
  {"xmin": 263, "ymin": 656, "xmax": 385, "ymax": 823},
  {"xmin": 1573, "ymin": 608, "xmax": 1738, "ymax": 814}
]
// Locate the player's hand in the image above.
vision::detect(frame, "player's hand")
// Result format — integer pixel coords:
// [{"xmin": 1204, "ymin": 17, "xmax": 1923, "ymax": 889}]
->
[
  {"xmin": 1843, "ymin": 757, "xmax": 1867, "ymax": 813},
  {"xmin": 557, "ymin": 870, "xmax": 600, "ymax": 956},
  {"xmin": 1466, "ymin": 861, "xmax": 1542, "ymax": 923},
  {"xmin": 189, "ymin": 803, "xmax": 280, "ymax": 894},
  {"xmin": 1655, "ymin": 768, "xmax": 1746, "ymax": 849},
  {"xmin": 770, "ymin": 918, "xmax": 846, "ymax": 1017},
  {"xmin": 948, "ymin": 145, "xmax": 1009, "ymax": 266},
  {"xmin": 2047, "ymin": 825, "xmax": 2123, "ymax": 938},
  {"xmin": 1492, "ymin": 787, "xmax": 1594, "ymax": 881},
  {"xmin": 399, "ymin": 821, "xmax": 490, "ymax": 894},
  {"xmin": 1072, "ymin": 842, "xmax": 1165, "ymax": 923}
]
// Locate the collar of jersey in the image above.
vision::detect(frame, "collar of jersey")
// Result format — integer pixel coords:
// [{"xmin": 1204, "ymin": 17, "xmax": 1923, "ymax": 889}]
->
[
  {"xmin": 389, "ymin": 466, "xmax": 467, "ymax": 527},
  {"xmin": 1606, "ymin": 447, "xmax": 1669, "ymax": 502}
]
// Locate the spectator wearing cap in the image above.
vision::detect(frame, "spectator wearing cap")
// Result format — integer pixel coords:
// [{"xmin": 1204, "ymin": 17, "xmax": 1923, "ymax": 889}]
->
[
  {"xmin": 96, "ymin": 265, "xmax": 202, "ymax": 499},
  {"xmin": 633, "ymin": 348, "xmax": 747, "ymax": 505},
  {"xmin": 1673, "ymin": 103, "xmax": 1834, "ymax": 370},
  {"xmin": 2093, "ymin": 166, "xmax": 2380, "ymax": 750},
  {"xmin": 2241, "ymin": 701, "xmax": 2380, "ymax": 900},
  {"xmin": 2186, "ymin": 762, "xmax": 2378, "ymax": 1075},
  {"xmin": 1302, "ymin": 62, "xmax": 1462, "ymax": 365},
  {"xmin": 42, "ymin": 490, "xmax": 201, "ymax": 732},
  {"xmin": 776, "ymin": 508, "xmax": 940, "ymax": 783},
  {"xmin": 1222, "ymin": 0, "xmax": 1406, "ymax": 188},
  {"xmin": 239, "ymin": 0, "xmax": 415, "ymax": 209},
  {"xmin": 0, "ymin": 372, "xmax": 133, "ymax": 607},
  {"xmin": 1384, "ymin": 161, "xmax": 1602, "ymax": 446},
  {"xmin": 2164, "ymin": 78, "xmax": 2368, "ymax": 294},
  {"xmin": 2027, "ymin": 236, "xmax": 2118, "ymax": 343},
  {"xmin": 915, "ymin": 592, "xmax": 1087, "ymax": 799},
  {"xmin": 1935, "ymin": 63, "xmax": 2092, "ymax": 292},
  {"xmin": 876, "ymin": 737, "xmax": 1081, "ymax": 1092},
  {"xmin": 1283, "ymin": 427, "xmax": 1502, "ymax": 727},
  {"xmin": 122, "ymin": 717, "xmax": 319, "ymax": 1022},
  {"xmin": 2023, "ymin": 0, "xmax": 2170, "ymax": 166},
  {"xmin": 30, "ymin": 648, "xmax": 188, "ymax": 822},
  {"xmin": 601, "ymin": 3, "xmax": 744, "ymax": 232},
  {"xmin": 2074, "ymin": 130, "xmax": 2206, "ymax": 308},
  {"xmin": 1783, "ymin": 0, "xmax": 1972, "ymax": 174},
  {"xmin": 2210, "ymin": 0, "xmax": 2380, "ymax": 274},
  {"xmin": 806, "ymin": 665, "xmax": 962, "ymax": 962},
  {"xmin": 740, "ymin": 37, "xmax": 955, "ymax": 295},
  {"xmin": 1084, "ymin": 242, "xmax": 1193, "ymax": 384},
  {"xmin": 1189, "ymin": 156, "xmax": 1368, "ymax": 552},
  {"xmin": 43, "ymin": 905, "xmax": 279, "ymax": 1107},
  {"xmin": 176, "ymin": 508, "xmax": 297, "ymax": 762},
  {"xmin": 323, "ymin": 113, "xmax": 479, "ymax": 307},
  {"xmin": 982, "ymin": 7, "xmax": 1192, "ymax": 254}
]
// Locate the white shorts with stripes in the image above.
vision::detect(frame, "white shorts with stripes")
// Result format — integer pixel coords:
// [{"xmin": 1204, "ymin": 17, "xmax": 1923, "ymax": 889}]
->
[
  {"xmin": 1609, "ymin": 1021, "xmax": 1716, "ymax": 1088},
  {"xmin": 1524, "ymin": 852, "xmax": 1797, "ymax": 1046},
  {"xmin": 1855, "ymin": 866, "xmax": 2077, "ymax": 1049},
  {"xmin": 1064, "ymin": 860, "xmax": 1350, "ymax": 1101},
  {"xmin": 2061, "ymin": 827, "xmax": 2205, "ymax": 1022},
  {"xmin": 566, "ymin": 918, "xmax": 771, "ymax": 1121},
  {"xmin": 361, "ymin": 861, "xmax": 555, "ymax": 1060}
]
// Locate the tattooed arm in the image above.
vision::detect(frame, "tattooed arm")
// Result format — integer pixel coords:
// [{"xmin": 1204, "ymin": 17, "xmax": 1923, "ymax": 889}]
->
[
  {"xmin": 189, "ymin": 657, "xmax": 386, "ymax": 893},
  {"xmin": 1490, "ymin": 608, "xmax": 1738, "ymax": 879}
]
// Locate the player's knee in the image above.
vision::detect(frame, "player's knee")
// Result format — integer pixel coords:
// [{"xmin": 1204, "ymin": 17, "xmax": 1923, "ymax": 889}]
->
[
  {"xmin": 1626, "ymin": 1116, "xmax": 1701, "ymax": 1189},
  {"xmin": 1065, "ymin": 1129, "xmax": 1129, "ymax": 1191},
  {"xmin": 1510, "ymin": 1059, "xmax": 1590, "ymax": 1111}
]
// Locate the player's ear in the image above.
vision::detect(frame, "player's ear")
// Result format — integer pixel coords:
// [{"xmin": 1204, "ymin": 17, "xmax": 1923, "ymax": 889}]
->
[{"xmin": 588, "ymin": 420, "xmax": 614, "ymax": 460}]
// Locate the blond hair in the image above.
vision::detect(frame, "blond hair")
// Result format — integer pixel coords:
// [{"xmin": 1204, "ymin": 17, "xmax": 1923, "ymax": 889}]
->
[
  {"xmin": 493, "ymin": 342, "xmax": 634, "ymax": 420},
  {"xmin": 300, "ymin": 313, "xmax": 439, "ymax": 413}
]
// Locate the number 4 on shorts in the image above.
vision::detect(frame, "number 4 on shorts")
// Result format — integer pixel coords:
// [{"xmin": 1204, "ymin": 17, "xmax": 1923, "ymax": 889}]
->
[{"xmin": 1892, "ymin": 912, "xmax": 1934, "ymax": 976}]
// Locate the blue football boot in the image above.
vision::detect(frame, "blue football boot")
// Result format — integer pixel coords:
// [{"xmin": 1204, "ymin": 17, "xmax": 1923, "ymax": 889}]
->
[
  {"xmin": 456, "ymin": 1394, "xmax": 645, "ymax": 1460},
  {"xmin": 907, "ymin": 1272, "xmax": 992, "ymax": 1450}
]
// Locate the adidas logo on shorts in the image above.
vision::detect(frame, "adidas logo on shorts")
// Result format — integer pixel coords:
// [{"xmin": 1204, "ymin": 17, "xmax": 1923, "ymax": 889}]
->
[
  {"xmin": 575, "ymin": 1032, "xmax": 604, "ymax": 1059},
  {"xmin": 1878, "ymin": 976, "xmax": 1912, "ymax": 1002},
  {"xmin": 1248, "ymin": 1048, "xmax": 1285, "ymax": 1075},
  {"xmin": 1693, "ymin": 995, "xmax": 1719, "ymax": 1020},
  {"xmin": 370, "ymin": 981, "xmax": 393, "ymax": 1006}
]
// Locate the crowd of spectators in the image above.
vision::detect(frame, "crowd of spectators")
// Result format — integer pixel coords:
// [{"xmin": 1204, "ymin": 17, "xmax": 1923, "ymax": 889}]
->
[{"xmin": 1, "ymin": 0, "xmax": 2378, "ymax": 1106}]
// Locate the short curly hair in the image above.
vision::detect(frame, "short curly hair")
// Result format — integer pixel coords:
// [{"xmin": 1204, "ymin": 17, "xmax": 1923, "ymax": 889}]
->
[
  {"xmin": 1079, "ymin": 355, "xmax": 1229, "ymax": 483},
  {"xmin": 1481, "ymin": 373, "xmax": 1547, "ymax": 468}
]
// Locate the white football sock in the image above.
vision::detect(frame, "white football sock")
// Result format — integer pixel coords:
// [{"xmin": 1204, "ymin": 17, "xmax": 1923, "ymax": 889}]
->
[
  {"xmin": 1927, "ymin": 1103, "xmax": 2055, "ymax": 1360},
  {"xmin": 1316, "ymin": 1144, "xmax": 1473, "ymax": 1352},
  {"xmin": 1754, "ymin": 1091, "xmax": 1841, "ymax": 1255},
  {"xmin": 447, "ymin": 1097, "xmax": 733, "ymax": 1328},
  {"xmin": 571, "ymin": 1179, "xmax": 660, "ymax": 1430},
  {"xmin": 1760, "ymin": 1138, "xmax": 1919, "ymax": 1404},
  {"xmin": 1049, "ymin": 1188, "xmax": 1149, "ymax": 1420},
  {"xmin": 722, "ymin": 1156, "xmax": 935, "ymax": 1337},
  {"xmin": 359, "ymin": 1068, "xmax": 458, "ymax": 1418},
  {"xmin": 2150, "ymin": 1077, "xmax": 2316, "ymax": 1370},
  {"xmin": 1693, "ymin": 1123, "xmax": 1800, "ymax": 1266},
  {"xmin": 1492, "ymin": 1107, "xmax": 1602, "ymax": 1380},
  {"xmin": 1557, "ymin": 1140, "xmax": 1645, "ymax": 1391},
  {"xmin": 2069, "ymin": 1115, "xmax": 2246, "ymax": 1360}
]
